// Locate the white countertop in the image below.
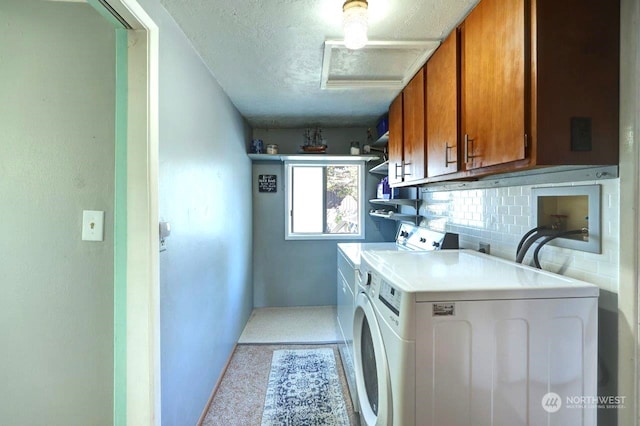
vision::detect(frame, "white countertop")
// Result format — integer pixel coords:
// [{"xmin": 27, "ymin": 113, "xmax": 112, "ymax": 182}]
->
[
  {"xmin": 361, "ymin": 249, "xmax": 599, "ymax": 300},
  {"xmin": 337, "ymin": 242, "xmax": 403, "ymax": 268}
]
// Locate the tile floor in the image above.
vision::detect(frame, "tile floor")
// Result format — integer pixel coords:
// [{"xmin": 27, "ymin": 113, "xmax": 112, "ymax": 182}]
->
[{"xmin": 238, "ymin": 305, "xmax": 340, "ymax": 344}]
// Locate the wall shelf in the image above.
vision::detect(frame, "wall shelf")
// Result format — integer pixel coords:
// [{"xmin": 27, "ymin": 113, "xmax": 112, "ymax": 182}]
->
[
  {"xmin": 374, "ymin": 131, "xmax": 389, "ymax": 146},
  {"xmin": 369, "ymin": 211, "xmax": 420, "ymax": 222},
  {"xmin": 248, "ymin": 153, "xmax": 380, "ymax": 162},
  {"xmin": 369, "ymin": 160, "xmax": 388, "ymax": 175},
  {"xmin": 369, "ymin": 198, "xmax": 421, "ymax": 224},
  {"xmin": 369, "ymin": 198, "xmax": 419, "ymax": 208}
]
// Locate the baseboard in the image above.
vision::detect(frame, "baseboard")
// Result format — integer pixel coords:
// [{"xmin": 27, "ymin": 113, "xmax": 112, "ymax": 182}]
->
[{"xmin": 196, "ymin": 342, "xmax": 238, "ymax": 426}]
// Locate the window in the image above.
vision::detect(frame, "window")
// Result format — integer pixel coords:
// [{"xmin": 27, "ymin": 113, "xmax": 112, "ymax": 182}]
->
[{"xmin": 285, "ymin": 160, "xmax": 365, "ymax": 240}]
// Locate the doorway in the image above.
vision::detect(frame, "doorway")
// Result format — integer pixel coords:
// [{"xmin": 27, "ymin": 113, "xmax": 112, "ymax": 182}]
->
[{"xmin": 0, "ymin": 0, "xmax": 159, "ymax": 424}]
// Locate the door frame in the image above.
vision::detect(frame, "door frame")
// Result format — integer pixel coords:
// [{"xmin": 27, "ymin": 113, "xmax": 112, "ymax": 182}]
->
[
  {"xmin": 618, "ymin": 0, "xmax": 640, "ymax": 425},
  {"xmin": 118, "ymin": 2, "xmax": 160, "ymax": 424},
  {"xmin": 89, "ymin": 0, "xmax": 160, "ymax": 424}
]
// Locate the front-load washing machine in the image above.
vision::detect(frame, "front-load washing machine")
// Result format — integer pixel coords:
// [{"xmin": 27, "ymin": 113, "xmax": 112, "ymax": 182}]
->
[
  {"xmin": 353, "ymin": 249, "xmax": 599, "ymax": 426},
  {"xmin": 336, "ymin": 224, "xmax": 458, "ymax": 412}
]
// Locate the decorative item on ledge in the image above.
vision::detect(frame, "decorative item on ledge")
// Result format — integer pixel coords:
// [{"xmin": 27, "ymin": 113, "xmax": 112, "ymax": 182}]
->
[
  {"xmin": 300, "ymin": 127, "xmax": 327, "ymax": 154},
  {"xmin": 350, "ymin": 141, "xmax": 360, "ymax": 155},
  {"xmin": 266, "ymin": 144, "xmax": 278, "ymax": 155},
  {"xmin": 301, "ymin": 145, "xmax": 327, "ymax": 153},
  {"xmin": 251, "ymin": 139, "xmax": 264, "ymax": 154}
]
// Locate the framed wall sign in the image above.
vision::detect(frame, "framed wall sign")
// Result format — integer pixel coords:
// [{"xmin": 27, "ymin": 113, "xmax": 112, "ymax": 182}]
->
[{"xmin": 258, "ymin": 174, "xmax": 277, "ymax": 193}]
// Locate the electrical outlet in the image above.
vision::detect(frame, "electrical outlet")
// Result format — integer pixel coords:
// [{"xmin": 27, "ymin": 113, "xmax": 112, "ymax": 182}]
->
[{"xmin": 479, "ymin": 242, "xmax": 490, "ymax": 254}]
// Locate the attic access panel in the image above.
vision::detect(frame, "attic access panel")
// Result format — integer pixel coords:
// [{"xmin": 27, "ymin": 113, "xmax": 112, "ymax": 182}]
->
[{"xmin": 321, "ymin": 40, "xmax": 440, "ymax": 89}]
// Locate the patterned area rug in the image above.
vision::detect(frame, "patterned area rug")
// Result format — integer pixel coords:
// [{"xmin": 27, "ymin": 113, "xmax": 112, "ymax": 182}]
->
[{"xmin": 261, "ymin": 348, "xmax": 350, "ymax": 425}]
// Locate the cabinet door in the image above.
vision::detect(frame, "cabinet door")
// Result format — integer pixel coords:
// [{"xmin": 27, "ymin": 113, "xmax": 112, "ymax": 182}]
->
[
  {"xmin": 388, "ymin": 93, "xmax": 404, "ymax": 185},
  {"xmin": 461, "ymin": 0, "xmax": 526, "ymax": 170},
  {"xmin": 402, "ymin": 68, "xmax": 426, "ymax": 182},
  {"xmin": 427, "ymin": 31, "xmax": 459, "ymax": 177}
]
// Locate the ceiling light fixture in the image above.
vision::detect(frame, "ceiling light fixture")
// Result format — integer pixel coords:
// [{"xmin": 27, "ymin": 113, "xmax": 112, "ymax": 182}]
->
[{"xmin": 342, "ymin": 0, "xmax": 368, "ymax": 50}]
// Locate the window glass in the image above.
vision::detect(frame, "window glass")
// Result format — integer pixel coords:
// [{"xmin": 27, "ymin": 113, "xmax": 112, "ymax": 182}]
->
[
  {"xmin": 326, "ymin": 165, "xmax": 360, "ymax": 234},
  {"xmin": 291, "ymin": 166, "xmax": 324, "ymax": 233},
  {"xmin": 285, "ymin": 161, "xmax": 364, "ymax": 240}
]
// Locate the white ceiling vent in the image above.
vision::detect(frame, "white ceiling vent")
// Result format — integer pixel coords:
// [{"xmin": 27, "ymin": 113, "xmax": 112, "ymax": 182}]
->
[{"xmin": 321, "ymin": 40, "xmax": 440, "ymax": 90}]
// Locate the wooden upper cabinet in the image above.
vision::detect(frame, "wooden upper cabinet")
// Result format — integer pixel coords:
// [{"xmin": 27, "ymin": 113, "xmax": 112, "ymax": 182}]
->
[
  {"xmin": 387, "ymin": 0, "xmax": 619, "ymax": 184},
  {"xmin": 458, "ymin": 0, "xmax": 619, "ymax": 174},
  {"xmin": 427, "ymin": 31, "xmax": 459, "ymax": 177},
  {"xmin": 402, "ymin": 68, "xmax": 426, "ymax": 182},
  {"xmin": 387, "ymin": 69, "xmax": 426, "ymax": 186},
  {"xmin": 533, "ymin": 0, "xmax": 619, "ymax": 166},
  {"xmin": 388, "ymin": 93, "xmax": 404, "ymax": 186},
  {"xmin": 461, "ymin": 0, "xmax": 526, "ymax": 170}
]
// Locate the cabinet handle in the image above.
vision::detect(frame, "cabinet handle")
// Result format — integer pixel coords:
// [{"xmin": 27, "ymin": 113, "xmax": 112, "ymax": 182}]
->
[
  {"xmin": 403, "ymin": 161, "xmax": 411, "ymax": 176},
  {"xmin": 394, "ymin": 162, "xmax": 402, "ymax": 179},
  {"xmin": 445, "ymin": 143, "xmax": 456, "ymax": 167},
  {"xmin": 464, "ymin": 134, "xmax": 477, "ymax": 164}
]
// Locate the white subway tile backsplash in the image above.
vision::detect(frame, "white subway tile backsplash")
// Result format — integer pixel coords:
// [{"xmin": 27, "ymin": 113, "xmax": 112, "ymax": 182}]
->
[
  {"xmin": 597, "ymin": 261, "xmax": 618, "ymax": 279},
  {"xmin": 508, "ymin": 186, "xmax": 522, "ymax": 196},
  {"xmin": 502, "ymin": 215, "xmax": 516, "ymax": 225},
  {"xmin": 508, "ymin": 205, "xmax": 523, "ymax": 216},
  {"xmin": 419, "ymin": 178, "xmax": 620, "ymax": 292},
  {"xmin": 508, "ymin": 224, "xmax": 524, "ymax": 236},
  {"xmin": 571, "ymin": 257, "xmax": 600, "ymax": 274},
  {"xmin": 514, "ymin": 195, "xmax": 529, "ymax": 207},
  {"xmin": 502, "ymin": 196, "xmax": 515, "ymax": 205}
]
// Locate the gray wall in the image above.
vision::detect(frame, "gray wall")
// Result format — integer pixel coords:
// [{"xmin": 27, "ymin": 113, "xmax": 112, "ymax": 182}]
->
[
  {"xmin": 252, "ymin": 128, "xmax": 396, "ymax": 307},
  {"xmin": 136, "ymin": 1, "xmax": 254, "ymax": 424},
  {"xmin": 0, "ymin": 1, "xmax": 115, "ymax": 424}
]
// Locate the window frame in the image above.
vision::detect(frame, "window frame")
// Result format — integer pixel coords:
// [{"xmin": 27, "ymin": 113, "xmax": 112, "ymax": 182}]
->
[{"xmin": 284, "ymin": 159, "xmax": 366, "ymax": 241}]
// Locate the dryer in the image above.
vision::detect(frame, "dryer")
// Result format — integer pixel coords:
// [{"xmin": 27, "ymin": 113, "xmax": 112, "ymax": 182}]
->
[{"xmin": 353, "ymin": 249, "xmax": 599, "ymax": 426}]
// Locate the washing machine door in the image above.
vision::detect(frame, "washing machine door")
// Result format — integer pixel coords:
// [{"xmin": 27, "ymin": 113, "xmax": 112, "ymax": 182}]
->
[{"xmin": 353, "ymin": 291, "xmax": 392, "ymax": 425}]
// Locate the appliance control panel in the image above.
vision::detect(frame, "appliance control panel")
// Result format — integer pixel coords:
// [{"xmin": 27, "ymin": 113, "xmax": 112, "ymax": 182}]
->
[
  {"xmin": 396, "ymin": 223, "xmax": 459, "ymax": 251},
  {"xmin": 362, "ymin": 261, "xmax": 410, "ymax": 337},
  {"xmin": 378, "ymin": 279, "xmax": 401, "ymax": 316}
]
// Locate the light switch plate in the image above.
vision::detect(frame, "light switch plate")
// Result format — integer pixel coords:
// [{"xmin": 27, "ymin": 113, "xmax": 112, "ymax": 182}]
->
[{"xmin": 82, "ymin": 210, "xmax": 104, "ymax": 241}]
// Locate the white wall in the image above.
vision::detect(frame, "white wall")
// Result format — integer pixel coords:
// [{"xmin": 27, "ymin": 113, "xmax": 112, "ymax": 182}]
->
[{"xmin": 0, "ymin": 1, "xmax": 115, "ymax": 424}]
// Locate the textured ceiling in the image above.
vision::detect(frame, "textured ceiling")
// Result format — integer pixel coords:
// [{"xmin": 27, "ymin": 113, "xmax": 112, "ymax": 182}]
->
[{"xmin": 159, "ymin": 0, "xmax": 479, "ymax": 129}]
